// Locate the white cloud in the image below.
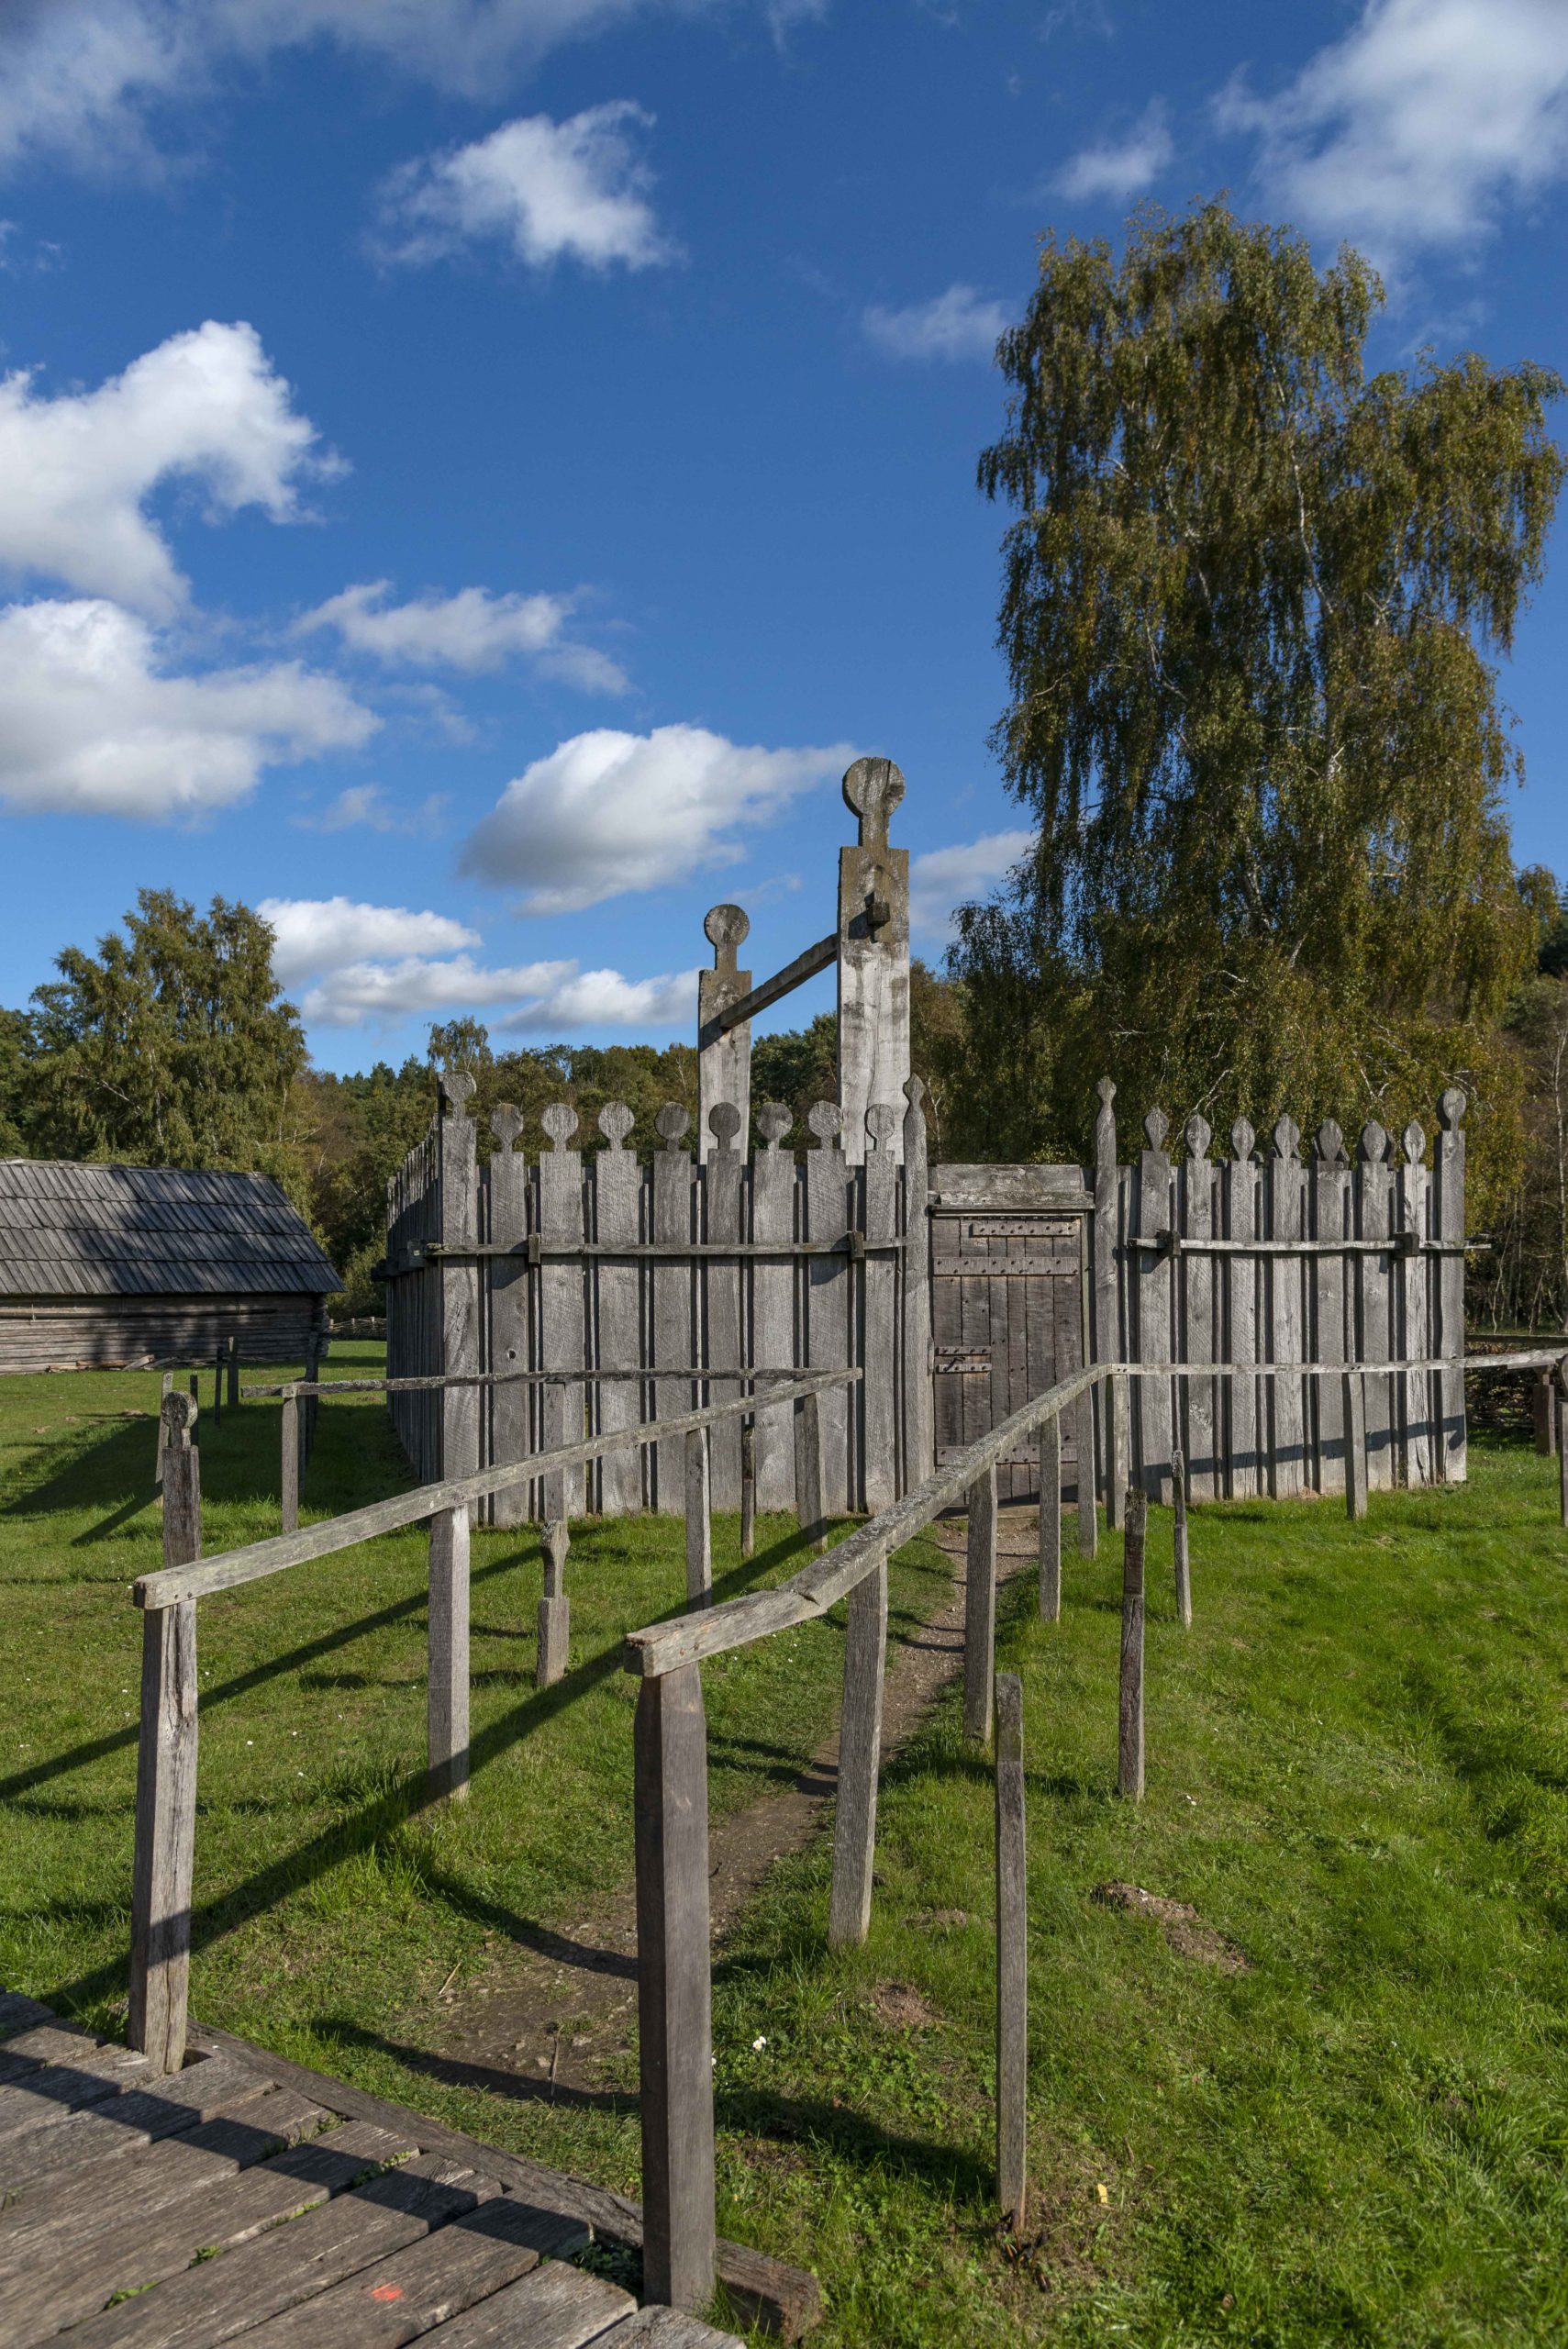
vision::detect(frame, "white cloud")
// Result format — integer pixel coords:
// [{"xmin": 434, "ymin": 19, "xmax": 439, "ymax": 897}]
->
[
  {"xmin": 498, "ymin": 964, "xmax": 697, "ymax": 1030},
  {"xmin": 257, "ymin": 896, "xmax": 481, "ymax": 984},
  {"xmin": 862, "ymin": 284, "xmax": 1011, "ymax": 362},
  {"xmin": 296, "ymin": 580, "xmax": 628, "ymax": 692},
  {"xmin": 292, "ymin": 784, "xmax": 450, "ymax": 835},
  {"xmin": 375, "ymin": 105, "xmax": 676, "ymax": 273},
  {"xmin": 0, "ymin": 319, "xmax": 334, "ymax": 618},
  {"xmin": 0, "ymin": 597, "xmax": 374, "ymax": 819},
  {"xmin": 1052, "ymin": 99, "xmax": 1173, "ymax": 201},
  {"xmin": 909, "ymin": 829, "xmax": 1033, "ymax": 942},
  {"xmin": 0, "ymin": 2, "xmax": 674, "ymax": 168},
  {"xmin": 1217, "ymin": 0, "xmax": 1568, "ymax": 263},
  {"xmin": 461, "ymin": 723, "xmax": 854, "ymax": 912}
]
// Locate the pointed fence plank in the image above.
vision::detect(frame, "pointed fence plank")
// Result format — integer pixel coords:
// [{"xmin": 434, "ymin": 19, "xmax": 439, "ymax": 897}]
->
[
  {"xmin": 1312, "ymin": 1124, "xmax": 1349, "ymax": 1496},
  {"xmin": 595, "ymin": 1105, "xmax": 646, "ymax": 1518},
  {"xmin": 806, "ymin": 1105, "xmax": 852, "ymax": 1511},
  {"xmin": 652, "ymin": 1110, "xmax": 697, "ymax": 1514},
  {"xmin": 1358, "ymin": 1124, "xmax": 1395, "ymax": 1490},
  {"xmin": 1269, "ymin": 1118, "xmax": 1306, "ymax": 1498},
  {"xmin": 1226, "ymin": 1124, "xmax": 1260, "ymax": 1499},
  {"xmin": 705, "ymin": 1108, "xmax": 745, "ymax": 1512},
  {"xmin": 488, "ymin": 1106, "xmax": 531, "ymax": 1528},
  {"xmin": 1136, "ymin": 1110, "xmax": 1173, "ymax": 1502},
  {"xmin": 1181, "ymin": 1118, "xmax": 1217, "ymax": 1501},
  {"xmin": 751, "ymin": 1106, "xmax": 797, "ymax": 1512}
]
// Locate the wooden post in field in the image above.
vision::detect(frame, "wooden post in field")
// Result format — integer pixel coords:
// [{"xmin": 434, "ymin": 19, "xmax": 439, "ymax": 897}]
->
[
  {"xmin": 1039, "ymin": 1413, "xmax": 1062, "ymax": 1622},
  {"xmin": 538, "ymin": 1520, "xmax": 570, "ymax": 1689},
  {"xmin": 428, "ymin": 1501, "xmax": 470, "ymax": 1800},
  {"xmin": 1118, "ymin": 1490, "xmax": 1147, "ymax": 1800},
  {"xmin": 1172, "ymin": 1446, "xmax": 1191, "ymax": 1630},
  {"xmin": 995, "ymin": 1672, "xmax": 1028, "ymax": 2232},
  {"xmin": 188, "ymin": 1373, "xmax": 199, "ymax": 1440},
  {"xmin": 963, "ymin": 1461, "xmax": 998, "ymax": 1746},
  {"xmin": 211, "ymin": 1346, "xmax": 222, "ymax": 1428},
  {"xmin": 829, "ymin": 1554, "xmax": 887, "ymax": 1951},
  {"xmin": 684, "ymin": 1429, "xmax": 712, "ymax": 1608},
  {"xmin": 1076, "ymin": 1386, "xmax": 1097, "ymax": 1559},
  {"xmin": 696, "ymin": 904, "xmax": 752, "ymax": 1163},
  {"xmin": 837, "ymin": 759, "xmax": 910, "ymax": 1169},
  {"xmin": 740, "ymin": 1417, "xmax": 757, "ymax": 1562},
  {"xmin": 1558, "ymin": 1362, "xmax": 1568, "ymax": 1530},
  {"xmin": 281, "ymin": 1386, "xmax": 300, "ymax": 1534},
  {"xmin": 635, "ymin": 1664, "xmax": 717, "ymax": 2312},
  {"xmin": 1343, "ymin": 1371, "xmax": 1368, "ymax": 1521},
  {"xmin": 226, "ymin": 1334, "xmax": 239, "ymax": 1410},
  {"xmin": 129, "ymin": 1393, "xmax": 200, "ymax": 2073},
  {"xmin": 795, "ymin": 1387, "xmax": 825, "ymax": 1551},
  {"xmin": 154, "ymin": 1368, "xmax": 173, "ymax": 1486},
  {"xmin": 1534, "ymin": 1367, "xmax": 1555, "ymax": 1458}
]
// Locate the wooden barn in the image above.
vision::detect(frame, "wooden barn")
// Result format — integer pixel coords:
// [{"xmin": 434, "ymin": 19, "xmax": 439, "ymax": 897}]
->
[{"xmin": 0, "ymin": 1159, "xmax": 339, "ymax": 1373}]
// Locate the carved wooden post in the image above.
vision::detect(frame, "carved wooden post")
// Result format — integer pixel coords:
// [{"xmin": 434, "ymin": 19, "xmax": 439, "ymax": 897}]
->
[
  {"xmin": 684, "ymin": 1429, "xmax": 712, "ymax": 1608},
  {"xmin": 281, "ymin": 1386, "xmax": 300, "ymax": 1533},
  {"xmin": 862, "ymin": 1100, "xmax": 901, "ymax": 1513},
  {"xmin": 438, "ymin": 1073, "xmax": 481, "ymax": 1494},
  {"xmin": 963, "ymin": 1461, "xmax": 998, "ymax": 1746},
  {"xmin": 1092, "ymin": 1077, "xmax": 1119, "ymax": 1518},
  {"xmin": 1172, "ymin": 1446, "xmax": 1191, "ymax": 1629},
  {"xmin": 1434, "ymin": 1089, "xmax": 1468, "ymax": 1480},
  {"xmin": 740, "ymin": 1418, "xmax": 757, "ymax": 1561},
  {"xmin": 995, "ymin": 1671, "xmax": 1028, "ymax": 2232},
  {"xmin": 1039, "ymin": 1411, "xmax": 1062, "ymax": 1622},
  {"xmin": 154, "ymin": 1368, "xmax": 173, "ymax": 1487},
  {"xmin": 538, "ymin": 1519, "xmax": 570, "ymax": 1688},
  {"xmin": 130, "ymin": 1392, "xmax": 200, "ymax": 2073},
  {"xmin": 838, "ymin": 758, "xmax": 910, "ymax": 1168},
  {"xmin": 636, "ymin": 1664, "xmax": 717, "ymax": 2312},
  {"xmin": 428, "ymin": 1501, "xmax": 470, "ymax": 1798},
  {"xmin": 828, "ymin": 1552, "xmax": 887, "ymax": 1950},
  {"xmin": 1118, "ymin": 1490, "xmax": 1146, "ymax": 1800},
  {"xmin": 901, "ymin": 1075, "xmax": 932, "ymax": 1492},
  {"xmin": 706, "ymin": 1101, "xmax": 745, "ymax": 1511},
  {"xmin": 697, "ymin": 904, "xmax": 751, "ymax": 1161},
  {"xmin": 795, "ymin": 1386, "xmax": 825, "ymax": 1549}
]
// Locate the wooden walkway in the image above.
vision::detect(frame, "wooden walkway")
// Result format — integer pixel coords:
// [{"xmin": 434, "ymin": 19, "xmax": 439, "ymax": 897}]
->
[{"xmin": 0, "ymin": 1992, "xmax": 745, "ymax": 2349}]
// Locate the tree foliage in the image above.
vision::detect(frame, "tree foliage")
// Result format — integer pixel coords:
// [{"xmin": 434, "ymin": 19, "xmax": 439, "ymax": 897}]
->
[{"xmin": 951, "ymin": 201, "xmax": 1563, "ymax": 1221}]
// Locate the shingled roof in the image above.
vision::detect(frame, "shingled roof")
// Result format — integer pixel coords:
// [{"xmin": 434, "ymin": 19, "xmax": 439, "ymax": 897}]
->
[{"xmin": 0, "ymin": 1161, "xmax": 339, "ymax": 1297}]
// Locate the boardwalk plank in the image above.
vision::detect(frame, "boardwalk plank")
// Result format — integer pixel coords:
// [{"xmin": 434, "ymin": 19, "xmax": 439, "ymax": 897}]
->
[
  {"xmin": 0, "ymin": 2054, "xmax": 282, "ymax": 2194},
  {"xmin": 425, "ymin": 2259, "xmax": 635, "ymax": 2349}
]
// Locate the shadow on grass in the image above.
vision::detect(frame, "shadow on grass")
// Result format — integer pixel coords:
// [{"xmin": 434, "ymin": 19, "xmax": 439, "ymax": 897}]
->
[{"xmin": 40, "ymin": 1524, "xmax": 821, "ymax": 2021}]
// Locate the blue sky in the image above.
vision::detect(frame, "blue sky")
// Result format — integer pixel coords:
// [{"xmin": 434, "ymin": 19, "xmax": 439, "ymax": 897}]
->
[{"xmin": 0, "ymin": 0, "xmax": 1564, "ymax": 1074}]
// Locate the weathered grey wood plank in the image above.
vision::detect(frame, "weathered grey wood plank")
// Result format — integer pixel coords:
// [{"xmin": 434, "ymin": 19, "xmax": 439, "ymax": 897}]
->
[
  {"xmin": 1268, "ymin": 1119, "xmax": 1306, "ymax": 1499},
  {"xmin": 862, "ymin": 1103, "xmax": 900, "ymax": 1512},
  {"xmin": 0, "ymin": 2054, "xmax": 276, "ymax": 2192},
  {"xmin": 61, "ymin": 2152, "xmax": 495, "ymax": 2349},
  {"xmin": 281, "ymin": 1387, "xmax": 299, "ymax": 1533},
  {"xmin": 595, "ymin": 1106, "xmax": 645, "ymax": 1518},
  {"xmin": 696, "ymin": 905, "xmax": 752, "ymax": 1170},
  {"xmin": 537, "ymin": 1520, "xmax": 570, "ymax": 1690},
  {"xmin": 751, "ymin": 1106, "xmax": 797, "ymax": 1512},
  {"xmin": 407, "ymin": 2258, "xmax": 636, "ymax": 2349},
  {"xmin": 740, "ymin": 1418, "xmax": 757, "ymax": 1561},
  {"xmin": 539, "ymin": 1106, "xmax": 586, "ymax": 1521},
  {"xmin": 901, "ymin": 1078, "xmax": 932, "ymax": 1490},
  {"xmin": 1397, "ymin": 1121, "xmax": 1431, "ymax": 1486},
  {"xmin": 1172, "ymin": 1447, "xmax": 1191, "ymax": 1629},
  {"xmin": 705, "ymin": 1106, "xmax": 744, "ymax": 1512},
  {"xmin": 592, "ymin": 2310, "xmax": 744, "ymax": 2348},
  {"xmin": 1091, "ymin": 1079, "xmax": 1118, "ymax": 1513},
  {"xmin": 438, "ymin": 1080, "xmax": 481, "ymax": 1491},
  {"xmin": 1434, "ymin": 1089, "xmax": 1467, "ymax": 1481},
  {"xmin": 806, "ymin": 1106, "xmax": 851, "ymax": 1511},
  {"xmin": 1312, "ymin": 1125, "xmax": 1349, "ymax": 1497},
  {"xmin": 962, "ymin": 1464, "xmax": 998, "ymax": 1746},
  {"xmin": 838, "ymin": 758, "xmax": 911, "ymax": 1169},
  {"xmin": 635, "ymin": 1664, "xmax": 717, "ymax": 2314},
  {"xmin": 0, "ymin": 1991, "xmax": 58, "ymax": 2043},
  {"xmin": 994, "ymin": 1671, "xmax": 1027, "ymax": 2230},
  {"xmin": 1038, "ymin": 1414, "xmax": 1062, "ymax": 1622},
  {"xmin": 487, "ymin": 1107, "xmax": 530, "ymax": 1529},
  {"xmin": 684, "ymin": 1429, "xmax": 712, "ymax": 1608},
  {"xmin": 1181, "ymin": 1119, "xmax": 1217, "ymax": 1500},
  {"xmin": 1343, "ymin": 1370, "xmax": 1367, "ymax": 1520},
  {"xmin": 794, "ymin": 1386, "xmax": 825, "ymax": 1548},
  {"xmin": 130, "ymin": 1416, "xmax": 201, "ymax": 2076},
  {"xmin": 1136, "ymin": 1113, "xmax": 1173, "ymax": 1503},
  {"xmin": 1225, "ymin": 1126, "xmax": 1259, "ymax": 1498},
  {"xmin": 1358, "ymin": 1123, "xmax": 1395, "ymax": 1490},
  {"xmin": 653, "ymin": 1111, "xmax": 696, "ymax": 1513}
]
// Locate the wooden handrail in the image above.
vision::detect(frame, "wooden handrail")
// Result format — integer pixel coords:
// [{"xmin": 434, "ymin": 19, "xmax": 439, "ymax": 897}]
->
[{"xmin": 135, "ymin": 1366, "xmax": 862, "ymax": 1611}]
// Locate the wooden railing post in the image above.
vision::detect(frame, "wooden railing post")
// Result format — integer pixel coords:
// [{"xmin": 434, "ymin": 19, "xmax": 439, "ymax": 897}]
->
[
  {"xmin": 1038, "ymin": 1413, "xmax": 1062, "ymax": 1622},
  {"xmin": 1118, "ymin": 1489, "xmax": 1146, "ymax": 1800},
  {"xmin": 211, "ymin": 1347, "xmax": 222, "ymax": 1428},
  {"xmin": 1534, "ymin": 1367, "xmax": 1555, "ymax": 1457},
  {"xmin": 636, "ymin": 1664, "xmax": 717, "ymax": 2312},
  {"xmin": 226, "ymin": 1334, "xmax": 239, "ymax": 1410},
  {"xmin": 1107, "ymin": 1368, "xmax": 1130, "ymax": 1528},
  {"xmin": 1172, "ymin": 1446, "xmax": 1191, "ymax": 1629},
  {"xmin": 538, "ymin": 1520, "xmax": 570, "ymax": 1687},
  {"xmin": 995, "ymin": 1671, "xmax": 1028, "ymax": 2231},
  {"xmin": 130, "ymin": 1394, "xmax": 200, "ymax": 2073},
  {"xmin": 1343, "ymin": 1371, "xmax": 1368, "ymax": 1521},
  {"xmin": 684, "ymin": 1428, "xmax": 712, "ymax": 1608},
  {"xmin": 281, "ymin": 1386, "xmax": 300, "ymax": 1533},
  {"xmin": 1558, "ymin": 1362, "xmax": 1568, "ymax": 1530},
  {"xmin": 740, "ymin": 1417, "xmax": 757, "ymax": 1562},
  {"xmin": 795, "ymin": 1387, "xmax": 825, "ymax": 1551},
  {"xmin": 428, "ymin": 1501, "xmax": 471, "ymax": 1800},
  {"xmin": 1076, "ymin": 1385, "xmax": 1097, "ymax": 1559},
  {"xmin": 963, "ymin": 1462, "xmax": 998, "ymax": 1746},
  {"xmin": 828, "ymin": 1555, "xmax": 886, "ymax": 1949}
]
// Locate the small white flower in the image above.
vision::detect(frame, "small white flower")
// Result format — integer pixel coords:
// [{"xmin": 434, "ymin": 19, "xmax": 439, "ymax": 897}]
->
[{"xmin": 751, "ymin": 2035, "xmax": 767, "ymax": 2052}]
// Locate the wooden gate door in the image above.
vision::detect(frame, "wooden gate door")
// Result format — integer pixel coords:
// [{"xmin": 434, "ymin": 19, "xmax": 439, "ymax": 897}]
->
[{"xmin": 929, "ymin": 1167, "xmax": 1090, "ymax": 1502}]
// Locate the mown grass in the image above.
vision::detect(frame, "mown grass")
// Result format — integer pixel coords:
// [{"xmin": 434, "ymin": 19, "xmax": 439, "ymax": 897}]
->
[{"xmin": 4, "ymin": 1354, "xmax": 1567, "ymax": 2345}]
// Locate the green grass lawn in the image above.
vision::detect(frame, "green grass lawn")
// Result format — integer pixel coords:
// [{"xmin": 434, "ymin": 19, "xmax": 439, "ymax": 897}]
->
[{"xmin": 3, "ymin": 1354, "xmax": 1567, "ymax": 2345}]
